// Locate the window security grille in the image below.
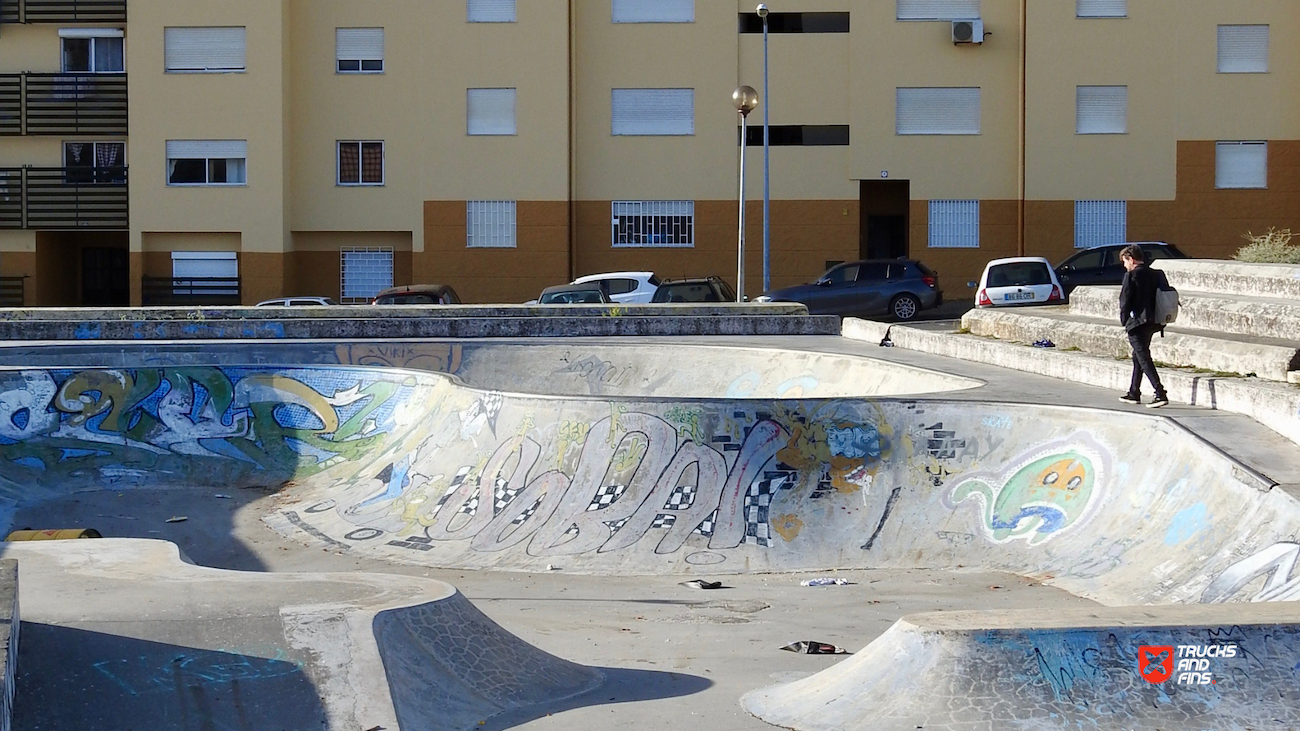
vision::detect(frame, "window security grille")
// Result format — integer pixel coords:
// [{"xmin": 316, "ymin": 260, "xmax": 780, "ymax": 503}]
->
[
  {"xmin": 612, "ymin": 201, "xmax": 694, "ymax": 247},
  {"xmin": 467, "ymin": 201, "xmax": 517, "ymax": 248},
  {"xmin": 927, "ymin": 200, "xmax": 980, "ymax": 248},
  {"xmin": 341, "ymin": 247, "xmax": 394, "ymax": 303},
  {"xmin": 1074, "ymin": 201, "xmax": 1127, "ymax": 248}
]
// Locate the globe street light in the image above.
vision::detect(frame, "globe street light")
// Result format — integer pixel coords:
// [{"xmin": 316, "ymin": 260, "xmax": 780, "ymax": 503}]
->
[
  {"xmin": 757, "ymin": 4, "xmax": 771, "ymax": 293},
  {"xmin": 733, "ymin": 85, "xmax": 760, "ymax": 303}
]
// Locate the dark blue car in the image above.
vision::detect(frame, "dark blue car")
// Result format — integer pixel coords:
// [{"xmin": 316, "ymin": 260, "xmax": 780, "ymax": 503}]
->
[{"xmin": 755, "ymin": 259, "xmax": 942, "ymax": 321}]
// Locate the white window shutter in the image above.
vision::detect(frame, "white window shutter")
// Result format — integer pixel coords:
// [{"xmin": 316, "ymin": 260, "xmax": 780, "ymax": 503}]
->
[
  {"xmin": 896, "ymin": 0, "xmax": 980, "ymax": 20},
  {"xmin": 336, "ymin": 28, "xmax": 384, "ymax": 61},
  {"xmin": 172, "ymin": 252, "xmax": 238, "ymax": 279},
  {"xmin": 612, "ymin": 0, "xmax": 694, "ymax": 23},
  {"xmin": 612, "ymin": 89, "xmax": 694, "ymax": 136},
  {"xmin": 1074, "ymin": 201, "xmax": 1127, "ymax": 248},
  {"xmin": 166, "ymin": 140, "xmax": 247, "ymax": 159},
  {"xmin": 467, "ymin": 89, "xmax": 517, "ymax": 135},
  {"xmin": 164, "ymin": 27, "xmax": 247, "ymax": 72},
  {"xmin": 1076, "ymin": 86, "xmax": 1127, "ymax": 134},
  {"xmin": 467, "ymin": 0, "xmax": 516, "ymax": 23},
  {"xmin": 927, "ymin": 201, "xmax": 980, "ymax": 248},
  {"xmin": 1218, "ymin": 25, "xmax": 1269, "ymax": 73},
  {"xmin": 1216, "ymin": 142, "xmax": 1268, "ymax": 189},
  {"xmin": 896, "ymin": 88, "xmax": 980, "ymax": 135},
  {"xmin": 1076, "ymin": 0, "xmax": 1126, "ymax": 17}
]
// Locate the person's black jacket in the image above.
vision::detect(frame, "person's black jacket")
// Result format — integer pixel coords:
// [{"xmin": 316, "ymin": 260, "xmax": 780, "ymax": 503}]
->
[{"xmin": 1119, "ymin": 264, "xmax": 1159, "ymax": 332}]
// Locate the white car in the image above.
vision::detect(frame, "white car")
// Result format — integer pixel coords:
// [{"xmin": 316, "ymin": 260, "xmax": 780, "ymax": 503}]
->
[
  {"xmin": 256, "ymin": 297, "xmax": 340, "ymax": 306},
  {"xmin": 570, "ymin": 271, "xmax": 661, "ymax": 304},
  {"xmin": 975, "ymin": 257, "xmax": 1064, "ymax": 308}
]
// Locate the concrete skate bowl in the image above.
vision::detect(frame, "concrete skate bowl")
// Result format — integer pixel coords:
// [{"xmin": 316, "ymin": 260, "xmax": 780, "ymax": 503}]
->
[{"xmin": 3, "ymin": 359, "xmax": 1300, "ymax": 729}]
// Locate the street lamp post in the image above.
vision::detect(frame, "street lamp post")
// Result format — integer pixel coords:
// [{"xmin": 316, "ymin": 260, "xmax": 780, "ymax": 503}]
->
[
  {"xmin": 733, "ymin": 85, "xmax": 759, "ymax": 304},
  {"xmin": 758, "ymin": 4, "xmax": 771, "ymax": 294}
]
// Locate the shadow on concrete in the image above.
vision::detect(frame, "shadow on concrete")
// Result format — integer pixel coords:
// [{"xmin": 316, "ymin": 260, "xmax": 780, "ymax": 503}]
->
[
  {"xmin": 478, "ymin": 667, "xmax": 714, "ymax": 731},
  {"xmin": 8, "ymin": 486, "xmax": 275, "ymax": 572},
  {"xmin": 12, "ymin": 623, "xmax": 327, "ymax": 731}
]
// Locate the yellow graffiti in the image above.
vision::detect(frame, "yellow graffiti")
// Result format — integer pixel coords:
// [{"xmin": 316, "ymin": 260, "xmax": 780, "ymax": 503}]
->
[
  {"xmin": 611, "ymin": 435, "xmax": 647, "ymax": 473},
  {"xmin": 55, "ymin": 370, "xmax": 133, "ymax": 429},
  {"xmin": 772, "ymin": 513, "xmax": 804, "ymax": 542}
]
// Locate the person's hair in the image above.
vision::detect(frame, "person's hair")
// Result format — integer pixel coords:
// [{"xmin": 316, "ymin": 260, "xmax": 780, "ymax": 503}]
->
[{"xmin": 1119, "ymin": 245, "xmax": 1146, "ymax": 263}]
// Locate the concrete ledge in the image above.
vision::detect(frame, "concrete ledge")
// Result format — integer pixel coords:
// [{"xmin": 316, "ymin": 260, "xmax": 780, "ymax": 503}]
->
[
  {"xmin": 1158, "ymin": 259, "xmax": 1300, "ymax": 299},
  {"xmin": 846, "ymin": 318, "xmax": 1300, "ymax": 447},
  {"xmin": 743, "ymin": 603, "xmax": 1300, "ymax": 731},
  {"xmin": 0, "ymin": 303, "xmax": 807, "ymax": 322},
  {"xmin": 0, "ymin": 315, "xmax": 840, "ymax": 341},
  {"xmin": 0, "ymin": 560, "xmax": 16, "ymax": 731},
  {"xmin": 1070, "ymin": 285, "xmax": 1300, "ymax": 341},
  {"xmin": 961, "ymin": 307, "xmax": 1300, "ymax": 381}
]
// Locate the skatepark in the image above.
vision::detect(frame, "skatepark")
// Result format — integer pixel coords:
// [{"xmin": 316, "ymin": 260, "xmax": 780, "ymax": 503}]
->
[{"xmin": 1, "ymin": 284, "xmax": 1299, "ymax": 729}]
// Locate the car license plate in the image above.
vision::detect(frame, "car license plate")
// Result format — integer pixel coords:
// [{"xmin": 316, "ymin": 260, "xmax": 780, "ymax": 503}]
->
[{"xmin": 1005, "ymin": 291, "xmax": 1035, "ymax": 302}]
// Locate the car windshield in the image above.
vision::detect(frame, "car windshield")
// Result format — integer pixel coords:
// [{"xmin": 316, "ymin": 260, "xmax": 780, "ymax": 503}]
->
[
  {"xmin": 647, "ymin": 275, "xmax": 662, "ymax": 287},
  {"xmin": 655, "ymin": 283, "xmax": 721, "ymax": 303},
  {"xmin": 378, "ymin": 294, "xmax": 440, "ymax": 304},
  {"xmin": 988, "ymin": 262, "xmax": 1052, "ymax": 288},
  {"xmin": 540, "ymin": 290, "xmax": 603, "ymax": 304}
]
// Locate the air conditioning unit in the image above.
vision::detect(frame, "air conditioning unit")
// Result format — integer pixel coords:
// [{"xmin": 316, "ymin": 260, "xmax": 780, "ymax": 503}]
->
[{"xmin": 952, "ymin": 19, "xmax": 984, "ymax": 44}]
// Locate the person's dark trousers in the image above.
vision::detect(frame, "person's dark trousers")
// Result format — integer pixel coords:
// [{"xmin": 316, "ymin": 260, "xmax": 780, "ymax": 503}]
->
[{"xmin": 1128, "ymin": 323, "xmax": 1166, "ymax": 397}]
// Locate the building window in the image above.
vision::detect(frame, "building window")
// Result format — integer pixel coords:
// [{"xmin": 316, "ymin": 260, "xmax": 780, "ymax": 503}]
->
[
  {"xmin": 1076, "ymin": 0, "xmax": 1126, "ymax": 17},
  {"xmin": 468, "ymin": 0, "xmax": 516, "ymax": 22},
  {"xmin": 336, "ymin": 28, "xmax": 384, "ymax": 73},
  {"xmin": 172, "ymin": 252, "xmax": 238, "ymax": 296},
  {"xmin": 612, "ymin": 89, "xmax": 694, "ymax": 136},
  {"xmin": 1216, "ymin": 141, "xmax": 1267, "ymax": 189},
  {"xmin": 338, "ymin": 141, "xmax": 384, "ymax": 186},
  {"xmin": 60, "ymin": 30, "xmax": 124, "ymax": 73},
  {"xmin": 64, "ymin": 142, "xmax": 125, "ymax": 184},
  {"xmin": 166, "ymin": 140, "xmax": 247, "ymax": 186},
  {"xmin": 1218, "ymin": 25, "xmax": 1269, "ymax": 74},
  {"xmin": 928, "ymin": 200, "xmax": 979, "ymax": 248},
  {"xmin": 738, "ymin": 12, "xmax": 849, "ymax": 33},
  {"xmin": 612, "ymin": 201, "xmax": 694, "ymax": 247},
  {"xmin": 742, "ymin": 125, "xmax": 849, "ymax": 146},
  {"xmin": 341, "ymin": 247, "xmax": 393, "ymax": 303},
  {"xmin": 896, "ymin": 0, "xmax": 980, "ymax": 21},
  {"xmin": 467, "ymin": 88, "xmax": 517, "ymax": 136},
  {"xmin": 1074, "ymin": 201, "xmax": 1126, "ymax": 248},
  {"xmin": 612, "ymin": 0, "xmax": 694, "ymax": 23},
  {"xmin": 896, "ymin": 88, "xmax": 980, "ymax": 135},
  {"xmin": 467, "ymin": 201, "xmax": 517, "ymax": 248},
  {"xmin": 164, "ymin": 27, "xmax": 247, "ymax": 73},
  {"xmin": 1076, "ymin": 86, "xmax": 1127, "ymax": 135}
]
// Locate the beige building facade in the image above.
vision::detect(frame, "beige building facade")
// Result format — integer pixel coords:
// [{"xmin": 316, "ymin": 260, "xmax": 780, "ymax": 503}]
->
[{"xmin": 0, "ymin": 0, "xmax": 1296, "ymax": 306}]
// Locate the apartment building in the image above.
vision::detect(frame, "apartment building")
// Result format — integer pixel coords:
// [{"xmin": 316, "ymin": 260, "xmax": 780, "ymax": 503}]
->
[{"xmin": 0, "ymin": 0, "xmax": 1296, "ymax": 307}]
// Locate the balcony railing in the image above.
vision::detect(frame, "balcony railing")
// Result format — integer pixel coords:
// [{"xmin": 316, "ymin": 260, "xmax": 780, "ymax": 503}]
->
[
  {"xmin": 0, "ymin": 277, "xmax": 25, "ymax": 307},
  {"xmin": 142, "ymin": 277, "xmax": 242, "ymax": 307},
  {"xmin": 0, "ymin": 73, "xmax": 128, "ymax": 136},
  {"xmin": 15, "ymin": 0, "xmax": 126, "ymax": 23},
  {"xmin": 0, "ymin": 0, "xmax": 20, "ymax": 23},
  {"xmin": 0, "ymin": 166, "xmax": 128, "ymax": 229}
]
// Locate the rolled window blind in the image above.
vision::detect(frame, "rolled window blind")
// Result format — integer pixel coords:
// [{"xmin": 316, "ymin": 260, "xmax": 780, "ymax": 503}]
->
[
  {"xmin": 467, "ymin": 88, "xmax": 517, "ymax": 135},
  {"xmin": 896, "ymin": 0, "xmax": 980, "ymax": 20},
  {"xmin": 1076, "ymin": 0, "xmax": 1126, "ymax": 17},
  {"xmin": 468, "ymin": 0, "xmax": 516, "ymax": 22},
  {"xmin": 336, "ymin": 28, "xmax": 384, "ymax": 61},
  {"xmin": 612, "ymin": 0, "xmax": 694, "ymax": 23},
  {"xmin": 166, "ymin": 140, "xmax": 247, "ymax": 159},
  {"xmin": 1076, "ymin": 86, "xmax": 1127, "ymax": 134},
  {"xmin": 1216, "ymin": 142, "xmax": 1267, "ymax": 189},
  {"xmin": 164, "ymin": 27, "xmax": 246, "ymax": 72},
  {"xmin": 1218, "ymin": 25, "xmax": 1269, "ymax": 73},
  {"xmin": 896, "ymin": 88, "xmax": 980, "ymax": 135},
  {"xmin": 612, "ymin": 89, "xmax": 694, "ymax": 136}
]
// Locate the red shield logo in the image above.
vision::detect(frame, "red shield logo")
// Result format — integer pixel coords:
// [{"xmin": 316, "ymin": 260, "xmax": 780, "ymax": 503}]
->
[{"xmin": 1139, "ymin": 645, "xmax": 1174, "ymax": 684}]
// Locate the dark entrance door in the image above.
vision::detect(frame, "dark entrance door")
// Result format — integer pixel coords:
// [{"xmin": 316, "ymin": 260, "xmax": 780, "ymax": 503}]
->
[
  {"xmin": 860, "ymin": 180, "xmax": 910, "ymax": 260},
  {"xmin": 82, "ymin": 246, "xmax": 129, "ymax": 306}
]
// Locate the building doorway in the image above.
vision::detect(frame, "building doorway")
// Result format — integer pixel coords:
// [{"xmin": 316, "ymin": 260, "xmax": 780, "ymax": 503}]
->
[
  {"xmin": 82, "ymin": 246, "xmax": 129, "ymax": 306},
  {"xmin": 34, "ymin": 231, "xmax": 129, "ymax": 306},
  {"xmin": 860, "ymin": 180, "xmax": 910, "ymax": 260}
]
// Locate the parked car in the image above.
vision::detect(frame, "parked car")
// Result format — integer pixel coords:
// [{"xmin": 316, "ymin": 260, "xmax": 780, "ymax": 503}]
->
[
  {"xmin": 650, "ymin": 277, "xmax": 737, "ymax": 303},
  {"xmin": 754, "ymin": 259, "xmax": 942, "ymax": 321},
  {"xmin": 255, "ymin": 297, "xmax": 340, "ymax": 306},
  {"xmin": 537, "ymin": 283, "xmax": 612, "ymax": 304},
  {"xmin": 975, "ymin": 257, "xmax": 1064, "ymax": 308},
  {"xmin": 571, "ymin": 271, "xmax": 661, "ymax": 304},
  {"xmin": 1055, "ymin": 242, "xmax": 1186, "ymax": 295},
  {"xmin": 372, "ymin": 284, "xmax": 461, "ymax": 305}
]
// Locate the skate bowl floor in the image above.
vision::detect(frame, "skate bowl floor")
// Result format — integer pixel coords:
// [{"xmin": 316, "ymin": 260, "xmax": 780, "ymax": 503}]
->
[{"xmin": 1, "ymin": 338, "xmax": 1298, "ymax": 730}]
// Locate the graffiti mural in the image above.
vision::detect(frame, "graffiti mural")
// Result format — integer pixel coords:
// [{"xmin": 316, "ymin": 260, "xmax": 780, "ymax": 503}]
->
[
  {"xmin": 1202, "ymin": 542, "xmax": 1300, "ymax": 603},
  {"xmin": 0, "ymin": 367, "xmax": 415, "ymax": 497},
  {"xmin": 946, "ymin": 435, "xmax": 1109, "ymax": 546}
]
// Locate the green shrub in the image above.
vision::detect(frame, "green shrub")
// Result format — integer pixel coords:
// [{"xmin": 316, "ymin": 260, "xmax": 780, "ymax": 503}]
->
[{"xmin": 1234, "ymin": 228, "xmax": 1300, "ymax": 264}]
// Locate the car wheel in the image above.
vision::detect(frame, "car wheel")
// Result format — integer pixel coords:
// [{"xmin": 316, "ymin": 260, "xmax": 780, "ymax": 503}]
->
[{"xmin": 891, "ymin": 294, "xmax": 920, "ymax": 321}]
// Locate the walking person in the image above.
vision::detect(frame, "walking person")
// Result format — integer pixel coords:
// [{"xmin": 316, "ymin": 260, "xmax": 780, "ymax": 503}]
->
[{"xmin": 1117, "ymin": 245, "xmax": 1169, "ymax": 408}]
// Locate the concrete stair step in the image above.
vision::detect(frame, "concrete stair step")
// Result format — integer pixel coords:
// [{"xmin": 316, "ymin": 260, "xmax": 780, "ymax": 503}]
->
[
  {"xmin": 1068, "ymin": 285, "xmax": 1300, "ymax": 341},
  {"xmin": 961, "ymin": 307, "xmax": 1300, "ymax": 382},
  {"xmin": 1156, "ymin": 259, "xmax": 1300, "ymax": 300}
]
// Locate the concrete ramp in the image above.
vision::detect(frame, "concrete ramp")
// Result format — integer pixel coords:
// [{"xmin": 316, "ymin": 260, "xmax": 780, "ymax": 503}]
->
[
  {"xmin": 3, "ymin": 539, "xmax": 602, "ymax": 731},
  {"xmin": 742, "ymin": 604, "xmax": 1300, "ymax": 731}
]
